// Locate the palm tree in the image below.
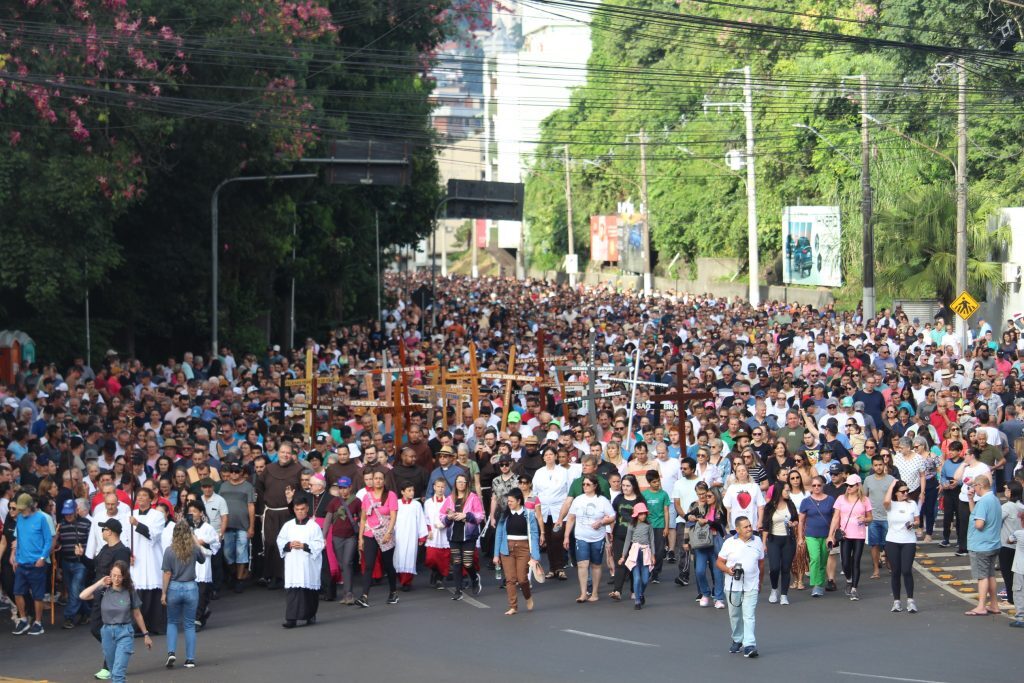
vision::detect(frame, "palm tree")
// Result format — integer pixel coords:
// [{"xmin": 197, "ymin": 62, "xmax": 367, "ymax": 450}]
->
[{"xmin": 872, "ymin": 183, "xmax": 1006, "ymax": 303}]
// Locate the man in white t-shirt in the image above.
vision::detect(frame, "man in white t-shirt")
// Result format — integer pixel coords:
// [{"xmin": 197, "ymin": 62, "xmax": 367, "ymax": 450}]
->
[
  {"xmin": 717, "ymin": 517, "xmax": 765, "ymax": 658},
  {"xmin": 671, "ymin": 457, "xmax": 701, "ymax": 586},
  {"xmin": 953, "ymin": 449, "xmax": 991, "ymax": 556}
]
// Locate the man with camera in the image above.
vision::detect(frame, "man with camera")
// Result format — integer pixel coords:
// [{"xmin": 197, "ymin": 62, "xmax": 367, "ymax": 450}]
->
[{"xmin": 716, "ymin": 516, "xmax": 765, "ymax": 658}]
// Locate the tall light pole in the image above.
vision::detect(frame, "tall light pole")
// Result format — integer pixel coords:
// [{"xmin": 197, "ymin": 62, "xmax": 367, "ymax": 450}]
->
[
  {"xmin": 211, "ymin": 173, "xmax": 316, "ymax": 356},
  {"xmin": 564, "ymin": 143, "xmax": 577, "ymax": 288},
  {"xmin": 955, "ymin": 58, "xmax": 968, "ymax": 353},
  {"xmin": 289, "ymin": 216, "xmax": 296, "ymax": 351},
  {"xmin": 704, "ymin": 66, "xmax": 759, "ymax": 305},
  {"xmin": 741, "ymin": 66, "xmax": 760, "ymax": 306}
]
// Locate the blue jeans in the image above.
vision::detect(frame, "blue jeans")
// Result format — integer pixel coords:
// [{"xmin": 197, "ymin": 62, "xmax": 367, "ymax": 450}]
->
[
  {"xmin": 632, "ymin": 564, "xmax": 651, "ymax": 603},
  {"xmin": 694, "ymin": 545, "xmax": 725, "ymax": 601},
  {"xmin": 62, "ymin": 560, "xmax": 89, "ymax": 619},
  {"xmin": 101, "ymin": 623, "xmax": 134, "ymax": 683},
  {"xmin": 726, "ymin": 589, "xmax": 758, "ymax": 648},
  {"xmin": 165, "ymin": 581, "xmax": 198, "ymax": 660}
]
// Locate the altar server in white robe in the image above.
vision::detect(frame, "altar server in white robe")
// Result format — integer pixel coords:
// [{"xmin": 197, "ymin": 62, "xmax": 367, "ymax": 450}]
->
[
  {"xmin": 278, "ymin": 492, "xmax": 324, "ymax": 628},
  {"xmin": 186, "ymin": 499, "xmax": 220, "ymax": 628},
  {"xmin": 129, "ymin": 488, "xmax": 166, "ymax": 632},
  {"xmin": 394, "ymin": 483, "xmax": 428, "ymax": 589}
]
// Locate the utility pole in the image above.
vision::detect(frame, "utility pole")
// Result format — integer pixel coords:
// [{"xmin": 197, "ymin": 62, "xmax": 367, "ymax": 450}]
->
[
  {"xmin": 742, "ymin": 66, "xmax": 760, "ymax": 306},
  {"xmin": 639, "ymin": 129, "xmax": 652, "ymax": 296},
  {"xmin": 375, "ymin": 210, "xmax": 382, "ymax": 323},
  {"xmin": 955, "ymin": 57, "xmax": 969, "ymax": 354},
  {"xmin": 289, "ymin": 217, "xmax": 296, "ymax": 351},
  {"xmin": 859, "ymin": 74, "xmax": 875, "ymax": 321},
  {"xmin": 564, "ymin": 143, "xmax": 577, "ymax": 288}
]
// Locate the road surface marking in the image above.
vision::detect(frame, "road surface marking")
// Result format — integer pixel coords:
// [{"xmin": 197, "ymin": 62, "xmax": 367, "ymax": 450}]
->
[
  {"xmin": 562, "ymin": 629, "xmax": 657, "ymax": 647},
  {"xmin": 462, "ymin": 595, "xmax": 490, "ymax": 609},
  {"xmin": 836, "ymin": 672, "xmax": 951, "ymax": 683}
]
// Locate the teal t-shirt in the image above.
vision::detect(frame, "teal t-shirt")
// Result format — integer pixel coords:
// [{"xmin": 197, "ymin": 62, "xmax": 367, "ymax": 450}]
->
[
  {"xmin": 968, "ymin": 493, "xmax": 1002, "ymax": 552},
  {"xmin": 642, "ymin": 488, "xmax": 671, "ymax": 529}
]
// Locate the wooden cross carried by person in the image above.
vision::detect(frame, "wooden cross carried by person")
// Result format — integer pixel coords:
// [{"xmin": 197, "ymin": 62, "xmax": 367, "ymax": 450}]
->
[
  {"xmin": 441, "ymin": 341, "xmax": 482, "ymax": 421},
  {"xmin": 647, "ymin": 361, "xmax": 713, "ymax": 429},
  {"xmin": 408, "ymin": 365, "xmax": 472, "ymax": 431},
  {"xmin": 349, "ymin": 370, "xmax": 429, "ymax": 446},
  {"xmin": 281, "ymin": 347, "xmax": 340, "ymax": 436},
  {"xmin": 551, "ymin": 330, "xmax": 630, "ymax": 419},
  {"xmin": 609, "ymin": 348, "xmax": 670, "ymax": 443},
  {"xmin": 481, "ymin": 345, "xmax": 554, "ymax": 432}
]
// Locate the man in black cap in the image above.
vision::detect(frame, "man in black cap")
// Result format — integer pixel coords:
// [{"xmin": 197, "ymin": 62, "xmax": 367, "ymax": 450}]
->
[
  {"xmin": 277, "ymin": 492, "xmax": 324, "ymax": 628},
  {"xmin": 89, "ymin": 518, "xmax": 132, "ymax": 681}
]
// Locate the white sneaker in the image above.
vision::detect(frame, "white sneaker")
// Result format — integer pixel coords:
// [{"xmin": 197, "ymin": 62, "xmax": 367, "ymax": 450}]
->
[
  {"xmin": 699, "ymin": 596, "xmax": 710, "ymax": 608},
  {"xmin": 714, "ymin": 600, "xmax": 726, "ymax": 609},
  {"xmin": 891, "ymin": 600, "xmax": 902, "ymax": 612},
  {"xmin": 768, "ymin": 589, "xmax": 779, "ymax": 604},
  {"xmin": 780, "ymin": 595, "xmax": 790, "ymax": 605},
  {"xmin": 906, "ymin": 599, "xmax": 918, "ymax": 613}
]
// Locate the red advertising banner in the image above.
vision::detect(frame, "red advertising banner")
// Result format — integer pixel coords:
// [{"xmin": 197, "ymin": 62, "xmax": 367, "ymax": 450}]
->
[
  {"xmin": 475, "ymin": 219, "xmax": 487, "ymax": 249},
  {"xmin": 590, "ymin": 215, "xmax": 618, "ymax": 262}
]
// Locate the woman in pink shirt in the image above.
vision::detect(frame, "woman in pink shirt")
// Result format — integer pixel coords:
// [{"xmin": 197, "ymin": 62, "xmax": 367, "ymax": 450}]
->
[
  {"xmin": 356, "ymin": 471, "xmax": 398, "ymax": 608},
  {"xmin": 827, "ymin": 474, "xmax": 873, "ymax": 601}
]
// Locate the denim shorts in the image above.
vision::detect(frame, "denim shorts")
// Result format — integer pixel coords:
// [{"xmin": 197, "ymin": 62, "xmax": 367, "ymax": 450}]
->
[
  {"xmin": 575, "ymin": 538, "xmax": 605, "ymax": 564},
  {"xmin": 867, "ymin": 521, "xmax": 888, "ymax": 547},
  {"xmin": 223, "ymin": 529, "xmax": 250, "ymax": 564},
  {"xmin": 13, "ymin": 564, "xmax": 47, "ymax": 598}
]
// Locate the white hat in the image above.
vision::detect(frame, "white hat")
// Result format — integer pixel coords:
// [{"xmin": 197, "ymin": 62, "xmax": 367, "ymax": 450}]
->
[
  {"xmin": 272, "ymin": 345, "xmax": 281, "ymax": 352},
  {"xmin": 232, "ymin": 387, "xmax": 243, "ymax": 395},
  {"xmin": 37, "ymin": 391, "xmax": 49, "ymax": 399},
  {"xmin": 56, "ymin": 382, "xmax": 69, "ymax": 392},
  {"xmin": 3, "ymin": 397, "xmax": 18, "ymax": 409}
]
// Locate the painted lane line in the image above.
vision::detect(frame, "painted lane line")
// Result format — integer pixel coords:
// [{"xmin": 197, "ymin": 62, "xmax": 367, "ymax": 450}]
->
[
  {"xmin": 461, "ymin": 595, "xmax": 490, "ymax": 609},
  {"xmin": 836, "ymin": 671, "xmax": 951, "ymax": 683},
  {"xmin": 562, "ymin": 629, "xmax": 657, "ymax": 647}
]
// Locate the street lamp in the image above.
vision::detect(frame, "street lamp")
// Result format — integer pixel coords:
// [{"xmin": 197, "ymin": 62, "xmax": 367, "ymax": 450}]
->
[{"xmin": 211, "ymin": 173, "xmax": 317, "ymax": 356}]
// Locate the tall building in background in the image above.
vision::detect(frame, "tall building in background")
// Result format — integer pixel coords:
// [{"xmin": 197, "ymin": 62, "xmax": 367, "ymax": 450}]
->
[
  {"xmin": 484, "ymin": 1, "xmax": 592, "ymax": 272},
  {"xmin": 417, "ymin": 1, "xmax": 592, "ymax": 274}
]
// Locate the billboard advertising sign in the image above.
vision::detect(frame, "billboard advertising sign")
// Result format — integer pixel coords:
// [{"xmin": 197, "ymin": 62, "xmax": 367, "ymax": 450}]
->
[
  {"xmin": 617, "ymin": 211, "xmax": 646, "ymax": 275},
  {"xmin": 589, "ymin": 215, "xmax": 619, "ymax": 262},
  {"xmin": 782, "ymin": 206, "xmax": 842, "ymax": 287}
]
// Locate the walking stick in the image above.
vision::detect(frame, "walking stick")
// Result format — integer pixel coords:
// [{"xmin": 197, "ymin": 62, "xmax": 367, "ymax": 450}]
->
[{"xmin": 50, "ymin": 549, "xmax": 56, "ymax": 625}]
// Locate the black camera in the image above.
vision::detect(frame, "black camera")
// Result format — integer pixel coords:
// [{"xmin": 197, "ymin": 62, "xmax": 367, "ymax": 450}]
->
[{"xmin": 732, "ymin": 563, "xmax": 744, "ymax": 582}]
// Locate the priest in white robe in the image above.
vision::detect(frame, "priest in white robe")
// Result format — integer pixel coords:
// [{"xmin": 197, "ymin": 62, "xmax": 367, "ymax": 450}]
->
[
  {"xmin": 277, "ymin": 492, "xmax": 324, "ymax": 628},
  {"xmin": 129, "ymin": 488, "xmax": 166, "ymax": 633}
]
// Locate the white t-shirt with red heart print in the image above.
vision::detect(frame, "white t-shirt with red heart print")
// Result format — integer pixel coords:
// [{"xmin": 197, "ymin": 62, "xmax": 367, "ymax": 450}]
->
[{"xmin": 723, "ymin": 482, "xmax": 765, "ymax": 531}]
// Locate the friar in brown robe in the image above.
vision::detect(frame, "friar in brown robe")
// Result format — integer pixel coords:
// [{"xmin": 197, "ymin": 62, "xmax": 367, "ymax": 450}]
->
[{"xmin": 257, "ymin": 443, "xmax": 303, "ymax": 585}]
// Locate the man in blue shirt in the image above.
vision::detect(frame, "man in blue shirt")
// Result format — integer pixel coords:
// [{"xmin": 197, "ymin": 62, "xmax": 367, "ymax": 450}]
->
[
  {"xmin": 965, "ymin": 475, "xmax": 1002, "ymax": 616},
  {"xmin": 11, "ymin": 493, "xmax": 53, "ymax": 636}
]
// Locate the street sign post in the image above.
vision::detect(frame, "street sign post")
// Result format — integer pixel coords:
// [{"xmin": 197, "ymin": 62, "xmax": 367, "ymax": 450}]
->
[{"xmin": 951, "ymin": 290, "xmax": 979, "ymax": 321}]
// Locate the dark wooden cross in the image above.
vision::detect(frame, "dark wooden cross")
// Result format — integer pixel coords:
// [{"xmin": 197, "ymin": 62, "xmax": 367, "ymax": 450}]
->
[{"xmin": 648, "ymin": 361, "xmax": 714, "ymax": 429}]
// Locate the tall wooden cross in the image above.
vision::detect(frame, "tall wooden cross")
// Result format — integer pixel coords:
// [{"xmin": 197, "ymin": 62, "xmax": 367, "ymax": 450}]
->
[
  {"xmin": 441, "ymin": 341, "xmax": 481, "ymax": 422},
  {"xmin": 648, "ymin": 361, "xmax": 714, "ymax": 435},
  {"xmin": 281, "ymin": 347, "xmax": 339, "ymax": 437},
  {"xmin": 551, "ymin": 331, "xmax": 630, "ymax": 420}
]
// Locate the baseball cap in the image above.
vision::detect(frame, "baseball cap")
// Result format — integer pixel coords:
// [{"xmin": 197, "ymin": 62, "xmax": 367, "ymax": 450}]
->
[
  {"xmin": 825, "ymin": 398, "xmax": 839, "ymax": 408},
  {"xmin": 829, "ymin": 461, "xmax": 844, "ymax": 474},
  {"xmin": 99, "ymin": 518, "xmax": 123, "ymax": 535},
  {"xmin": 841, "ymin": 397, "xmax": 854, "ymax": 407},
  {"xmin": 61, "ymin": 500, "xmax": 77, "ymax": 515},
  {"xmin": 507, "ymin": 411, "xmax": 522, "ymax": 424},
  {"xmin": 13, "ymin": 493, "xmax": 33, "ymax": 512},
  {"xmin": 847, "ymin": 473, "xmax": 863, "ymax": 485},
  {"xmin": 336, "ymin": 477, "xmax": 352, "ymax": 488}
]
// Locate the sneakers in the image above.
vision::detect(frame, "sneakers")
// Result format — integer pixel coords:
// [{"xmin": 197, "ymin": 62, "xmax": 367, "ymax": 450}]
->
[
  {"xmin": 166, "ymin": 654, "xmax": 176, "ymax": 669},
  {"xmin": 63, "ymin": 619, "xmax": 75, "ymax": 630},
  {"xmin": 26, "ymin": 621, "xmax": 44, "ymax": 635},
  {"xmin": 849, "ymin": 588, "xmax": 860, "ymax": 601},
  {"xmin": 743, "ymin": 646, "xmax": 759, "ymax": 658},
  {"xmin": 94, "ymin": 669, "xmax": 111, "ymax": 681},
  {"xmin": 354, "ymin": 595, "xmax": 370, "ymax": 608},
  {"xmin": 811, "ymin": 586, "xmax": 824, "ymax": 598},
  {"xmin": 768, "ymin": 589, "xmax": 779, "ymax": 604},
  {"xmin": 714, "ymin": 600, "xmax": 726, "ymax": 609},
  {"xmin": 891, "ymin": 600, "xmax": 902, "ymax": 612},
  {"xmin": 780, "ymin": 595, "xmax": 790, "ymax": 605},
  {"xmin": 997, "ymin": 590, "xmax": 1008, "ymax": 601},
  {"xmin": 651, "ymin": 577, "xmax": 661, "ymax": 584},
  {"xmin": 938, "ymin": 540, "xmax": 950, "ymax": 548},
  {"xmin": 826, "ymin": 579, "xmax": 837, "ymax": 592},
  {"xmin": 844, "ymin": 582, "xmax": 853, "ymax": 597},
  {"xmin": 954, "ymin": 550, "xmax": 968, "ymax": 557},
  {"xmin": 1009, "ymin": 620, "xmax": 1024, "ymax": 628},
  {"xmin": 183, "ymin": 660, "xmax": 196, "ymax": 669},
  {"xmin": 906, "ymin": 599, "xmax": 918, "ymax": 613},
  {"xmin": 452, "ymin": 591, "xmax": 464, "ymax": 601},
  {"xmin": 12, "ymin": 618, "xmax": 30, "ymax": 635},
  {"xmin": 699, "ymin": 596, "xmax": 710, "ymax": 608},
  {"xmin": 729, "ymin": 641, "xmax": 743, "ymax": 654},
  {"xmin": 387, "ymin": 591, "xmax": 400, "ymax": 605},
  {"xmin": 667, "ymin": 551, "xmax": 677, "ymax": 563},
  {"xmin": 674, "ymin": 577, "xmax": 689, "ymax": 587}
]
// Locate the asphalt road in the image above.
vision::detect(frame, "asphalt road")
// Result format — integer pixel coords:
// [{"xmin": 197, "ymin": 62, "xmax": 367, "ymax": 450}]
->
[{"xmin": 0, "ymin": 560, "xmax": 1018, "ymax": 683}]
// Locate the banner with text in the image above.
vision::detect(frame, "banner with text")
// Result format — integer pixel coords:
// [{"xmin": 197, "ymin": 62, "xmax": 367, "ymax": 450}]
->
[{"xmin": 782, "ymin": 206, "xmax": 842, "ymax": 287}]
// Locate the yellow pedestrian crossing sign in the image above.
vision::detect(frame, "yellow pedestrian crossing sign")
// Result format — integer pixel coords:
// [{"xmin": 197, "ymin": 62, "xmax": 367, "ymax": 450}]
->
[{"xmin": 951, "ymin": 291, "xmax": 979, "ymax": 321}]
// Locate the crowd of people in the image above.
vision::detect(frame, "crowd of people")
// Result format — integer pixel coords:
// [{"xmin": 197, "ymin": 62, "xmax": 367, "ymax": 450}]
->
[{"xmin": 3, "ymin": 272, "xmax": 1024, "ymax": 678}]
